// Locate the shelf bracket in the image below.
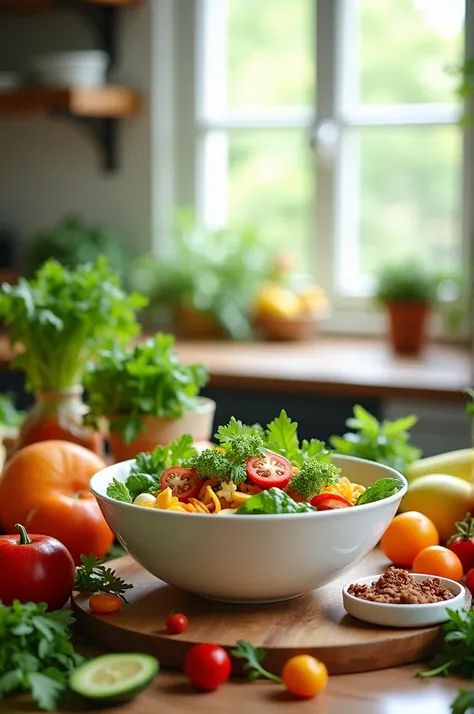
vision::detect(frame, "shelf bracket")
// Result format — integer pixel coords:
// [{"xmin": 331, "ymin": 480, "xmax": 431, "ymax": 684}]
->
[
  {"xmin": 65, "ymin": 1, "xmax": 119, "ymax": 68},
  {"xmin": 51, "ymin": 110, "xmax": 119, "ymax": 172}
]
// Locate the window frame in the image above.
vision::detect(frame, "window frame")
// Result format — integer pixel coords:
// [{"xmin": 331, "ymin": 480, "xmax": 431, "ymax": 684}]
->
[{"xmin": 169, "ymin": 0, "xmax": 472, "ymax": 340}]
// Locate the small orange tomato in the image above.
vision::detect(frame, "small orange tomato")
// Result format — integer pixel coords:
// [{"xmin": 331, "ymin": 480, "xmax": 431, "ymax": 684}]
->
[
  {"xmin": 89, "ymin": 593, "xmax": 123, "ymax": 614},
  {"xmin": 281, "ymin": 655, "xmax": 328, "ymax": 699},
  {"xmin": 412, "ymin": 545, "xmax": 463, "ymax": 582},
  {"xmin": 380, "ymin": 512, "xmax": 439, "ymax": 567}
]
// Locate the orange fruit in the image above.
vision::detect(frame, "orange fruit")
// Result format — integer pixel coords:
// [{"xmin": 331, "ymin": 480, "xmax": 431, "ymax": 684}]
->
[
  {"xmin": 412, "ymin": 545, "xmax": 463, "ymax": 582},
  {"xmin": 380, "ymin": 511, "xmax": 439, "ymax": 567}
]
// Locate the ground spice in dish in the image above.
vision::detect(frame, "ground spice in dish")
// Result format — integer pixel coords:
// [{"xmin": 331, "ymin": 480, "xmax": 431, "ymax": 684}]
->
[{"xmin": 348, "ymin": 566, "xmax": 454, "ymax": 604}]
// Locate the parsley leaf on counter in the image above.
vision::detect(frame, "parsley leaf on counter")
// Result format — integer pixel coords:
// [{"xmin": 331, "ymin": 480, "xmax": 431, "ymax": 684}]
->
[
  {"xmin": 330, "ymin": 405, "xmax": 421, "ymax": 474},
  {"xmin": 0, "ymin": 601, "xmax": 83, "ymax": 711},
  {"xmin": 236, "ymin": 488, "xmax": 317, "ymax": 515},
  {"xmin": 452, "ymin": 690, "xmax": 474, "ymax": 714},
  {"xmin": 416, "ymin": 608, "xmax": 474, "ymax": 679},
  {"xmin": 264, "ymin": 410, "xmax": 331, "ymax": 468},
  {"xmin": 75, "ymin": 555, "xmax": 133, "ymax": 601},
  {"xmin": 231, "ymin": 640, "xmax": 282, "ymax": 683},
  {"xmin": 356, "ymin": 478, "xmax": 402, "ymax": 505}
]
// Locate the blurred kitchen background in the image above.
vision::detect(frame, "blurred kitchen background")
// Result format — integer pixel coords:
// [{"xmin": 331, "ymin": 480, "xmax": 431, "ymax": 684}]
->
[{"xmin": 0, "ymin": 0, "xmax": 472, "ymax": 453}]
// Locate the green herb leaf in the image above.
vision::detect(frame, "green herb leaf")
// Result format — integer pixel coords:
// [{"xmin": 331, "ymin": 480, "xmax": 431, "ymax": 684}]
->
[
  {"xmin": 106, "ymin": 478, "xmax": 132, "ymax": 503},
  {"xmin": 231, "ymin": 640, "xmax": 282, "ymax": 683},
  {"xmin": 236, "ymin": 488, "xmax": 317, "ymax": 515},
  {"xmin": 126, "ymin": 472, "xmax": 160, "ymax": 501},
  {"xmin": 451, "ymin": 689, "xmax": 474, "ymax": 714},
  {"xmin": 416, "ymin": 608, "xmax": 474, "ymax": 680},
  {"xmin": 356, "ymin": 478, "xmax": 402, "ymax": 505},
  {"xmin": 28, "ymin": 671, "xmax": 64, "ymax": 711},
  {"xmin": 264, "ymin": 410, "xmax": 300, "ymax": 462},
  {"xmin": 75, "ymin": 554, "xmax": 133, "ymax": 600},
  {"xmin": 330, "ymin": 405, "xmax": 421, "ymax": 474}
]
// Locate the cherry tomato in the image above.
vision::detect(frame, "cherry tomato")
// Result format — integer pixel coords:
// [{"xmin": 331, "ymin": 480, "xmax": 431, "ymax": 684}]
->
[
  {"xmin": 447, "ymin": 513, "xmax": 474, "ymax": 574},
  {"xmin": 89, "ymin": 593, "xmax": 122, "ymax": 614},
  {"xmin": 246, "ymin": 452, "xmax": 292, "ymax": 490},
  {"xmin": 465, "ymin": 568, "xmax": 474, "ymax": 594},
  {"xmin": 185, "ymin": 644, "xmax": 231, "ymax": 691},
  {"xmin": 412, "ymin": 545, "xmax": 463, "ymax": 582},
  {"xmin": 310, "ymin": 493, "xmax": 353, "ymax": 510},
  {"xmin": 380, "ymin": 512, "xmax": 439, "ymax": 567},
  {"xmin": 166, "ymin": 612, "xmax": 188, "ymax": 635},
  {"xmin": 282, "ymin": 655, "xmax": 328, "ymax": 699},
  {"xmin": 160, "ymin": 467, "xmax": 201, "ymax": 502}
]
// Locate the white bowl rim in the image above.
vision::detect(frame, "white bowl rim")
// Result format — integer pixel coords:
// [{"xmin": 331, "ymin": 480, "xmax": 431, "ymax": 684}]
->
[
  {"xmin": 89, "ymin": 453, "xmax": 408, "ymax": 520},
  {"xmin": 342, "ymin": 572, "xmax": 465, "ymax": 609}
]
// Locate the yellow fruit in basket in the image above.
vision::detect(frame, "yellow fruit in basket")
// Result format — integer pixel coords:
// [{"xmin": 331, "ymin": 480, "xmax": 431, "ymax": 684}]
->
[
  {"xmin": 400, "ymin": 474, "xmax": 474, "ymax": 543},
  {"xmin": 255, "ymin": 284, "xmax": 301, "ymax": 320},
  {"xmin": 298, "ymin": 285, "xmax": 328, "ymax": 314}
]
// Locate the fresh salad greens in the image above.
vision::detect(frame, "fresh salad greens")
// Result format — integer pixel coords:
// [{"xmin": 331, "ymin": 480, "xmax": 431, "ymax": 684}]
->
[
  {"xmin": 235, "ymin": 488, "xmax": 317, "ymax": 515},
  {"xmin": 106, "ymin": 411, "xmax": 404, "ymax": 512},
  {"xmin": 452, "ymin": 690, "xmax": 474, "ymax": 714},
  {"xmin": 0, "ymin": 258, "xmax": 147, "ymax": 391},
  {"xmin": 330, "ymin": 405, "xmax": 421, "ymax": 474},
  {"xmin": 84, "ymin": 334, "xmax": 208, "ymax": 444},
  {"xmin": 0, "ymin": 600, "xmax": 83, "ymax": 711},
  {"xmin": 417, "ymin": 607, "xmax": 474, "ymax": 679},
  {"xmin": 75, "ymin": 555, "xmax": 134, "ymax": 601}
]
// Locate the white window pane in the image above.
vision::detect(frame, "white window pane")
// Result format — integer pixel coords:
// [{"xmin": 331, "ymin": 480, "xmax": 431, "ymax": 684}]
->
[
  {"xmin": 336, "ymin": 126, "xmax": 462, "ymax": 294},
  {"xmin": 225, "ymin": 130, "xmax": 315, "ymax": 269},
  {"xmin": 341, "ymin": 0, "xmax": 465, "ymax": 107}
]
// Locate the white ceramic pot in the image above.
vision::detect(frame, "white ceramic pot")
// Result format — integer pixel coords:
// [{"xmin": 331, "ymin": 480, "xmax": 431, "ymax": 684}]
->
[
  {"xmin": 29, "ymin": 51, "xmax": 108, "ymax": 88},
  {"xmin": 90, "ymin": 455, "xmax": 407, "ymax": 603}
]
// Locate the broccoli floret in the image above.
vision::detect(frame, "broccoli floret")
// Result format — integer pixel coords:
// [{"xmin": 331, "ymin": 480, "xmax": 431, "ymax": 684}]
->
[
  {"xmin": 187, "ymin": 449, "xmax": 231, "ymax": 481},
  {"xmin": 289, "ymin": 460, "xmax": 341, "ymax": 500},
  {"xmin": 224, "ymin": 434, "xmax": 266, "ymax": 462}
]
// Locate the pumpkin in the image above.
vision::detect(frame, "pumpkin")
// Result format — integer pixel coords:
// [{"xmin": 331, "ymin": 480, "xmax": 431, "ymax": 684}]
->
[{"xmin": 0, "ymin": 440, "xmax": 113, "ymax": 564}]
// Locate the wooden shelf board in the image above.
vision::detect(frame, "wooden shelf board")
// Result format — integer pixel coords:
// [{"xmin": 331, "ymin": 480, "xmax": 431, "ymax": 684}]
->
[
  {"xmin": 0, "ymin": 0, "xmax": 141, "ymax": 9},
  {"xmin": 0, "ymin": 86, "xmax": 141, "ymax": 118}
]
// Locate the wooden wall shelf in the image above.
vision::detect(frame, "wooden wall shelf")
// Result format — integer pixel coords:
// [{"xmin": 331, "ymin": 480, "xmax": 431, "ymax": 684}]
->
[
  {"xmin": 0, "ymin": 87, "xmax": 141, "ymax": 118},
  {"xmin": 0, "ymin": 0, "xmax": 141, "ymax": 10}
]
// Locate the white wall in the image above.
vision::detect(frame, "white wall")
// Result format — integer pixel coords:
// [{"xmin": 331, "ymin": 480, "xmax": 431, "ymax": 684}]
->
[{"xmin": 0, "ymin": 4, "xmax": 152, "ymax": 254}]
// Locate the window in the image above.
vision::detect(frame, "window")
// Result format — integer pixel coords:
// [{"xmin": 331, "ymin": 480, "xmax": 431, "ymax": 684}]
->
[{"xmin": 177, "ymin": 0, "xmax": 469, "ymax": 333}]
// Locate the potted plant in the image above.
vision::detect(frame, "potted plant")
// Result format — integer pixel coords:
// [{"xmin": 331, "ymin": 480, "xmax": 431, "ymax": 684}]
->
[
  {"xmin": 0, "ymin": 257, "xmax": 147, "ymax": 454},
  {"xmin": 83, "ymin": 332, "xmax": 215, "ymax": 462},
  {"xmin": 131, "ymin": 210, "xmax": 275, "ymax": 340},
  {"xmin": 374, "ymin": 263, "xmax": 438, "ymax": 356}
]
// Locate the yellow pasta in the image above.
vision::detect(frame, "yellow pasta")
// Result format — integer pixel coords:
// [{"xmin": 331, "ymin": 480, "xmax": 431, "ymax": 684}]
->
[
  {"xmin": 205, "ymin": 485, "xmax": 221, "ymax": 513},
  {"xmin": 322, "ymin": 476, "xmax": 365, "ymax": 505}
]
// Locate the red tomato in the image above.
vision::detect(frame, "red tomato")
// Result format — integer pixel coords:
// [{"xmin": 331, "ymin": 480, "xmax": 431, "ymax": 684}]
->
[
  {"xmin": 246, "ymin": 452, "xmax": 292, "ymax": 490},
  {"xmin": 447, "ymin": 514, "xmax": 474, "ymax": 574},
  {"xmin": 0, "ymin": 523, "xmax": 75, "ymax": 610},
  {"xmin": 160, "ymin": 467, "xmax": 201, "ymax": 502},
  {"xmin": 310, "ymin": 493, "xmax": 353, "ymax": 510},
  {"xmin": 166, "ymin": 612, "xmax": 188, "ymax": 635},
  {"xmin": 466, "ymin": 568, "xmax": 474, "ymax": 594},
  {"xmin": 185, "ymin": 644, "xmax": 231, "ymax": 691},
  {"xmin": 89, "ymin": 593, "xmax": 122, "ymax": 614}
]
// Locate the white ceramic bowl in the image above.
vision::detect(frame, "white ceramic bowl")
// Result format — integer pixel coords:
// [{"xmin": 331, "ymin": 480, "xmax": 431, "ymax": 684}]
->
[
  {"xmin": 90, "ymin": 455, "xmax": 407, "ymax": 603},
  {"xmin": 29, "ymin": 51, "xmax": 108, "ymax": 88},
  {"xmin": 342, "ymin": 573, "xmax": 467, "ymax": 628}
]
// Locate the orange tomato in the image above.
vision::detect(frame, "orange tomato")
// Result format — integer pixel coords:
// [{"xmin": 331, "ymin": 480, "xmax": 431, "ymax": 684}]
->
[
  {"xmin": 412, "ymin": 545, "xmax": 463, "ymax": 582},
  {"xmin": 0, "ymin": 440, "xmax": 112, "ymax": 564},
  {"xmin": 282, "ymin": 655, "xmax": 328, "ymax": 699},
  {"xmin": 380, "ymin": 511, "xmax": 439, "ymax": 567},
  {"xmin": 89, "ymin": 593, "xmax": 122, "ymax": 614}
]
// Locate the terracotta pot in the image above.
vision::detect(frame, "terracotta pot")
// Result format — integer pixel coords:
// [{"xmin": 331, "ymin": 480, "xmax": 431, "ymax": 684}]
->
[
  {"xmin": 18, "ymin": 386, "xmax": 103, "ymax": 455},
  {"xmin": 174, "ymin": 305, "xmax": 223, "ymax": 339},
  {"xmin": 108, "ymin": 397, "xmax": 216, "ymax": 462},
  {"xmin": 385, "ymin": 301, "xmax": 431, "ymax": 356}
]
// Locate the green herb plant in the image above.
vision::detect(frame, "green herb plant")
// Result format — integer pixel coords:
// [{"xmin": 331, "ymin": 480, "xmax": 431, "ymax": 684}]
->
[
  {"xmin": 374, "ymin": 262, "xmax": 438, "ymax": 304},
  {"xmin": 84, "ymin": 333, "xmax": 208, "ymax": 445},
  {"xmin": 231, "ymin": 640, "xmax": 282, "ymax": 683},
  {"xmin": 75, "ymin": 555, "xmax": 133, "ymax": 601},
  {"xmin": 0, "ymin": 600, "xmax": 83, "ymax": 711},
  {"xmin": 0, "ymin": 258, "xmax": 147, "ymax": 392},
  {"xmin": 330, "ymin": 405, "xmax": 421, "ymax": 474},
  {"xmin": 452, "ymin": 689, "xmax": 474, "ymax": 714},
  {"xmin": 417, "ymin": 607, "xmax": 474, "ymax": 679},
  {"xmin": 0, "ymin": 392, "xmax": 25, "ymax": 428}
]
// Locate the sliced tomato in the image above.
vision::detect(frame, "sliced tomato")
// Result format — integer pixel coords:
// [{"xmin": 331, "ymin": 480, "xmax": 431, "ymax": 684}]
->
[
  {"xmin": 310, "ymin": 493, "xmax": 353, "ymax": 511},
  {"xmin": 160, "ymin": 467, "xmax": 201, "ymax": 502},
  {"xmin": 246, "ymin": 452, "xmax": 292, "ymax": 490}
]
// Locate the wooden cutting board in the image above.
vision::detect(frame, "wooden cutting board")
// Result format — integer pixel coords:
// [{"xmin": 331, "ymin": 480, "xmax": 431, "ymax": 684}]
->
[{"xmin": 72, "ymin": 550, "xmax": 448, "ymax": 676}]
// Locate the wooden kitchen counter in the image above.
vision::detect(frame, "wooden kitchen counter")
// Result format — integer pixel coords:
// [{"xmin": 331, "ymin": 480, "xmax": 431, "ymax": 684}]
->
[{"xmin": 0, "ymin": 332, "xmax": 471, "ymax": 402}]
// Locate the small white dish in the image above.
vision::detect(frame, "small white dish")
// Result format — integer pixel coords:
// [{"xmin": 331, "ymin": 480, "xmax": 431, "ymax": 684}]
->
[{"xmin": 342, "ymin": 573, "xmax": 467, "ymax": 628}]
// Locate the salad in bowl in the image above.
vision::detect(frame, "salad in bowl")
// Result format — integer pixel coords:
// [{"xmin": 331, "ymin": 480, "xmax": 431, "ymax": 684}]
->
[{"xmin": 90, "ymin": 411, "xmax": 407, "ymax": 602}]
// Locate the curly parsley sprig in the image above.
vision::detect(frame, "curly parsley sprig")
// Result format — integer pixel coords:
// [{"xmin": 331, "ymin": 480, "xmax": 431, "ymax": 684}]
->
[
  {"xmin": 75, "ymin": 555, "xmax": 133, "ymax": 601},
  {"xmin": 231, "ymin": 640, "xmax": 282, "ymax": 683}
]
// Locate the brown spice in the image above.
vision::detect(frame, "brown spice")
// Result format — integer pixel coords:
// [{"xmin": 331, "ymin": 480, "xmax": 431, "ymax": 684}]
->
[{"xmin": 348, "ymin": 566, "xmax": 454, "ymax": 604}]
